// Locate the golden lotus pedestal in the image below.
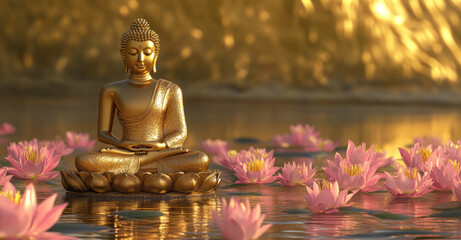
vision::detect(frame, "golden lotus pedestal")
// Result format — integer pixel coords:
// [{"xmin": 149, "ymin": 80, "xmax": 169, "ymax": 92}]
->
[{"xmin": 61, "ymin": 169, "xmax": 221, "ymax": 195}]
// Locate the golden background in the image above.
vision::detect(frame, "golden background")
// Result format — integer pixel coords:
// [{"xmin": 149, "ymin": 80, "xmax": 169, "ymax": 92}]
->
[{"xmin": 1, "ymin": 0, "xmax": 461, "ymax": 100}]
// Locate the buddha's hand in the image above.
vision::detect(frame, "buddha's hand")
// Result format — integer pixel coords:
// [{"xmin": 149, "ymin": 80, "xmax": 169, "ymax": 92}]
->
[{"xmin": 120, "ymin": 141, "xmax": 167, "ymax": 152}]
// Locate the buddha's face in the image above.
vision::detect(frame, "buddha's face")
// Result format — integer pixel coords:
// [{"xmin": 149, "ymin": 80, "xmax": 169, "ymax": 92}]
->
[{"xmin": 124, "ymin": 40, "xmax": 157, "ymax": 74}]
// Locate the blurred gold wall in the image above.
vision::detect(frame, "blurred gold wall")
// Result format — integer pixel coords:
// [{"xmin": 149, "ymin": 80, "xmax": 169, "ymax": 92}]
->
[{"xmin": 1, "ymin": 0, "xmax": 461, "ymax": 97}]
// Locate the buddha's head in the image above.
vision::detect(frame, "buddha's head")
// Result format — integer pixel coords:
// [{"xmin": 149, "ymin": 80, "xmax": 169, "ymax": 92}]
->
[{"xmin": 120, "ymin": 18, "xmax": 160, "ymax": 74}]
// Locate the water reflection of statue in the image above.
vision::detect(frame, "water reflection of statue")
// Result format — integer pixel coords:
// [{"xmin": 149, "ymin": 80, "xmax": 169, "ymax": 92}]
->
[{"xmin": 61, "ymin": 19, "xmax": 219, "ymax": 194}]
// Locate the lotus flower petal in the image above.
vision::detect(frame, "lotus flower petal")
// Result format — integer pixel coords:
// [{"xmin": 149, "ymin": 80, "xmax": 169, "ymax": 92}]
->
[
  {"xmin": 273, "ymin": 124, "xmax": 338, "ymax": 152},
  {"xmin": 234, "ymin": 148, "xmax": 279, "ymax": 184},
  {"xmin": 304, "ymin": 181, "xmax": 355, "ymax": 213},
  {"xmin": 66, "ymin": 131, "xmax": 95, "ymax": 151},
  {"xmin": 212, "ymin": 197, "xmax": 271, "ymax": 240},
  {"xmin": 384, "ymin": 167, "xmax": 433, "ymax": 198},
  {"xmin": 0, "ymin": 183, "xmax": 73, "ymax": 239},
  {"xmin": 0, "ymin": 122, "xmax": 15, "ymax": 135},
  {"xmin": 6, "ymin": 140, "xmax": 62, "ymax": 180},
  {"xmin": 323, "ymin": 140, "xmax": 384, "ymax": 192}
]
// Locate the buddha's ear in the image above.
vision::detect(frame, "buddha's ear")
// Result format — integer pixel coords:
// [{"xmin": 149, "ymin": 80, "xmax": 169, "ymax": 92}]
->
[
  {"xmin": 121, "ymin": 50, "xmax": 128, "ymax": 73},
  {"xmin": 153, "ymin": 55, "xmax": 158, "ymax": 73}
]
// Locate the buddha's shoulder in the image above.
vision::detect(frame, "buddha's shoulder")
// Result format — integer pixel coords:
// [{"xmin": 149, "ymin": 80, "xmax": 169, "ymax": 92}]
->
[
  {"xmin": 158, "ymin": 79, "xmax": 181, "ymax": 92},
  {"xmin": 100, "ymin": 80, "xmax": 130, "ymax": 93}
]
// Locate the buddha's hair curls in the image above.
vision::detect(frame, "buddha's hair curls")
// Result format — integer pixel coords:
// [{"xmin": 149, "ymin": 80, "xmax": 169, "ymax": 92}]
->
[{"xmin": 120, "ymin": 18, "xmax": 160, "ymax": 61}]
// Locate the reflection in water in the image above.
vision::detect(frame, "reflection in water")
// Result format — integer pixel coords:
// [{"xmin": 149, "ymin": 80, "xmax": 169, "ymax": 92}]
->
[
  {"xmin": 64, "ymin": 195, "xmax": 219, "ymax": 239},
  {"xmin": 307, "ymin": 214, "xmax": 358, "ymax": 238}
]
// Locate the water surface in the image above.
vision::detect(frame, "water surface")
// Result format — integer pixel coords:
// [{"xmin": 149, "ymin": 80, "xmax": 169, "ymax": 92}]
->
[{"xmin": 2, "ymin": 98, "xmax": 461, "ymax": 239}]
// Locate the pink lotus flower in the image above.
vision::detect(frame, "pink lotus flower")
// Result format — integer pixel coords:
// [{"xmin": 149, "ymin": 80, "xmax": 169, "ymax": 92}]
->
[
  {"xmin": 212, "ymin": 197, "xmax": 272, "ymax": 240},
  {"xmin": 0, "ymin": 182, "xmax": 72, "ymax": 239},
  {"xmin": 234, "ymin": 149, "xmax": 279, "ymax": 184},
  {"xmin": 399, "ymin": 143, "xmax": 440, "ymax": 172},
  {"xmin": 431, "ymin": 159, "xmax": 460, "ymax": 191},
  {"xmin": 305, "ymin": 180, "xmax": 356, "ymax": 213},
  {"xmin": 273, "ymin": 124, "xmax": 338, "ymax": 152},
  {"xmin": 0, "ymin": 166, "xmax": 12, "ymax": 186},
  {"xmin": 451, "ymin": 178, "xmax": 461, "ymax": 202},
  {"xmin": 376, "ymin": 150, "xmax": 394, "ymax": 168},
  {"xmin": 323, "ymin": 141, "xmax": 383, "ymax": 192},
  {"xmin": 213, "ymin": 149, "xmax": 242, "ymax": 170},
  {"xmin": 414, "ymin": 136, "xmax": 443, "ymax": 148},
  {"xmin": 201, "ymin": 139, "xmax": 229, "ymax": 155},
  {"xmin": 277, "ymin": 161, "xmax": 317, "ymax": 186},
  {"xmin": 6, "ymin": 140, "xmax": 61, "ymax": 180},
  {"xmin": 384, "ymin": 167, "xmax": 433, "ymax": 198},
  {"xmin": 442, "ymin": 141, "xmax": 461, "ymax": 162},
  {"xmin": 214, "ymin": 147, "xmax": 273, "ymax": 171},
  {"xmin": 0, "ymin": 122, "xmax": 15, "ymax": 135},
  {"xmin": 43, "ymin": 140, "xmax": 74, "ymax": 156},
  {"xmin": 65, "ymin": 131, "xmax": 95, "ymax": 151}
]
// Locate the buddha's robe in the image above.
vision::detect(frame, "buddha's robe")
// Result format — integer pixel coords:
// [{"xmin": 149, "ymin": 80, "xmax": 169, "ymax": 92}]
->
[{"xmin": 75, "ymin": 79, "xmax": 209, "ymax": 174}]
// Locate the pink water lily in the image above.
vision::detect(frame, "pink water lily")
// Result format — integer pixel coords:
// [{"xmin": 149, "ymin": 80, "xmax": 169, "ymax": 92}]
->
[
  {"xmin": 212, "ymin": 197, "xmax": 272, "ymax": 240},
  {"xmin": 277, "ymin": 161, "xmax": 317, "ymax": 186},
  {"xmin": 65, "ymin": 131, "xmax": 95, "ymax": 151},
  {"xmin": 234, "ymin": 149, "xmax": 279, "ymax": 184},
  {"xmin": 214, "ymin": 147, "xmax": 273, "ymax": 171},
  {"xmin": 442, "ymin": 141, "xmax": 461, "ymax": 162},
  {"xmin": 305, "ymin": 181, "xmax": 356, "ymax": 214},
  {"xmin": 384, "ymin": 167, "xmax": 433, "ymax": 198},
  {"xmin": 376, "ymin": 150, "xmax": 394, "ymax": 168},
  {"xmin": 451, "ymin": 178, "xmax": 461, "ymax": 202},
  {"xmin": 44, "ymin": 140, "xmax": 74, "ymax": 156},
  {"xmin": 323, "ymin": 141, "xmax": 384, "ymax": 192},
  {"xmin": 399, "ymin": 143, "xmax": 440, "ymax": 172},
  {"xmin": 201, "ymin": 139, "xmax": 229, "ymax": 155},
  {"xmin": 0, "ymin": 122, "xmax": 15, "ymax": 135},
  {"xmin": 414, "ymin": 136, "xmax": 443, "ymax": 148},
  {"xmin": 213, "ymin": 149, "xmax": 242, "ymax": 170},
  {"xmin": 0, "ymin": 165, "xmax": 12, "ymax": 186},
  {"xmin": 273, "ymin": 124, "xmax": 338, "ymax": 152},
  {"xmin": 431, "ymin": 158, "xmax": 460, "ymax": 191},
  {"xmin": 6, "ymin": 140, "xmax": 61, "ymax": 180},
  {"xmin": 0, "ymin": 182, "xmax": 72, "ymax": 239}
]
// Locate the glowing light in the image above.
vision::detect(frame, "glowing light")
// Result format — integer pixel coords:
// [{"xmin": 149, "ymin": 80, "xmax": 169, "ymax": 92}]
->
[
  {"xmin": 223, "ymin": 34, "xmax": 234, "ymax": 48},
  {"xmin": 119, "ymin": 5, "xmax": 129, "ymax": 16},
  {"xmin": 190, "ymin": 28, "xmax": 203, "ymax": 39},
  {"xmin": 128, "ymin": 0, "xmax": 138, "ymax": 10},
  {"xmin": 259, "ymin": 11, "xmax": 270, "ymax": 21},
  {"xmin": 180, "ymin": 47, "xmax": 192, "ymax": 59},
  {"xmin": 373, "ymin": 2, "xmax": 391, "ymax": 19},
  {"xmin": 301, "ymin": 0, "xmax": 314, "ymax": 12}
]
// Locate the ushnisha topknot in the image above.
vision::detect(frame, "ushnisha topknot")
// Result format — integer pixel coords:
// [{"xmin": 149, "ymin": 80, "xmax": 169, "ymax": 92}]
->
[{"xmin": 120, "ymin": 18, "xmax": 160, "ymax": 61}]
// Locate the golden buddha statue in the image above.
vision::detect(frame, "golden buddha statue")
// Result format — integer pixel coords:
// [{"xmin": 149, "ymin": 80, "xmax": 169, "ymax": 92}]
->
[{"xmin": 61, "ymin": 18, "xmax": 220, "ymax": 194}]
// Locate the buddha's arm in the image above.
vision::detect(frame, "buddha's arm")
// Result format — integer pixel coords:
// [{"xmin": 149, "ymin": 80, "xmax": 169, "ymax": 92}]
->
[
  {"xmin": 162, "ymin": 83, "xmax": 187, "ymax": 148},
  {"xmin": 97, "ymin": 87, "xmax": 124, "ymax": 148}
]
